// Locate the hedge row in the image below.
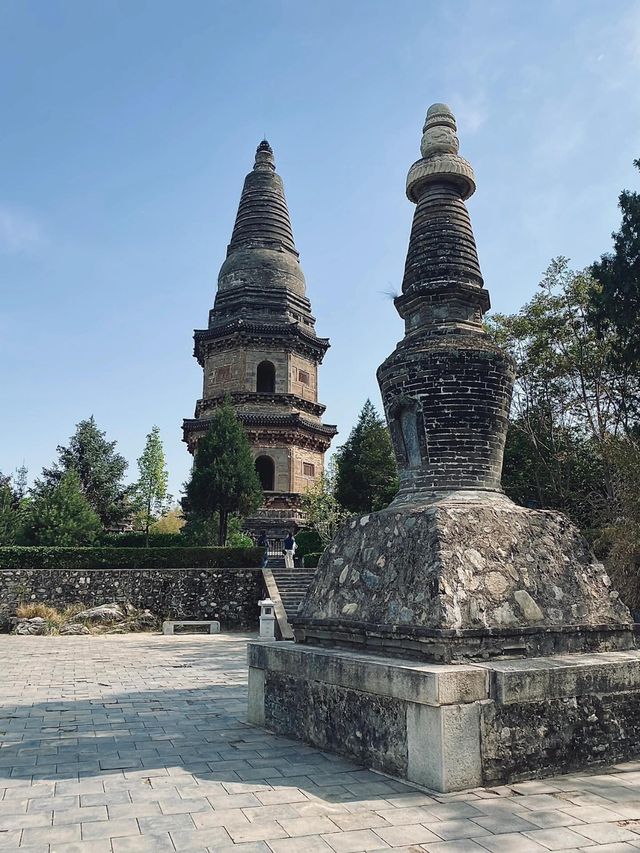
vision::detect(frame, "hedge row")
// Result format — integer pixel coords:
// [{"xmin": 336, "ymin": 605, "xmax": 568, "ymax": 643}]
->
[
  {"xmin": 303, "ymin": 552, "xmax": 324, "ymax": 568},
  {"xmin": 0, "ymin": 547, "xmax": 264, "ymax": 570},
  {"xmin": 101, "ymin": 532, "xmax": 186, "ymax": 548}
]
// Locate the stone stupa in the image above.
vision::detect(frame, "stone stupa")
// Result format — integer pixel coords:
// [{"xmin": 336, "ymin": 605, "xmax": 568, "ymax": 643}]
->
[
  {"xmin": 293, "ymin": 102, "xmax": 632, "ymax": 661},
  {"xmin": 248, "ymin": 106, "xmax": 640, "ymax": 792}
]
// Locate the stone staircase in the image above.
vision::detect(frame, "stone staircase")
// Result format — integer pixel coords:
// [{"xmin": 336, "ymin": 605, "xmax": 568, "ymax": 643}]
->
[
  {"xmin": 261, "ymin": 564, "xmax": 317, "ymax": 639},
  {"xmin": 270, "ymin": 567, "xmax": 317, "ymax": 622}
]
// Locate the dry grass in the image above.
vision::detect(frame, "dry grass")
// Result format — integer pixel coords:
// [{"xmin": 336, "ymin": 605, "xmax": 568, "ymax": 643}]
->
[
  {"xmin": 16, "ymin": 602, "xmax": 62, "ymax": 622},
  {"xmin": 13, "ymin": 601, "xmax": 160, "ymax": 635}
]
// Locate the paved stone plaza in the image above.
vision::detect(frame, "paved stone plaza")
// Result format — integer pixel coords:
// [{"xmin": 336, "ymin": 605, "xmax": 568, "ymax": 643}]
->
[{"xmin": 3, "ymin": 635, "xmax": 640, "ymax": 852}]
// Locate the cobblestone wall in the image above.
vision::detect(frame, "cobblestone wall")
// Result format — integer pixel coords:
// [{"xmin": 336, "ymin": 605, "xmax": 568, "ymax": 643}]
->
[{"xmin": 0, "ymin": 568, "xmax": 265, "ymax": 628}]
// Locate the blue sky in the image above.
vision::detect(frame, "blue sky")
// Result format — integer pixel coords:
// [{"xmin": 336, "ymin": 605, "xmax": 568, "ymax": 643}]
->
[{"xmin": 1, "ymin": 0, "xmax": 639, "ymax": 497}]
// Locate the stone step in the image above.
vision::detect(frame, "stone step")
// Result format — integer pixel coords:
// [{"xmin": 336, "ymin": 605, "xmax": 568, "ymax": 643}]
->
[{"xmin": 269, "ymin": 567, "xmax": 317, "ymax": 623}]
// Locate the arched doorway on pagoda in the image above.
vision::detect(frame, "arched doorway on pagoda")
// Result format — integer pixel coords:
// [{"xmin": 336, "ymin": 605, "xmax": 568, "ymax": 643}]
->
[
  {"xmin": 255, "ymin": 455, "xmax": 275, "ymax": 491},
  {"xmin": 256, "ymin": 360, "xmax": 276, "ymax": 393}
]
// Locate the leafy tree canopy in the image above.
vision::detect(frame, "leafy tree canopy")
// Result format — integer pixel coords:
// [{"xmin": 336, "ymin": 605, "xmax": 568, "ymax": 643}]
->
[
  {"xmin": 150, "ymin": 506, "xmax": 185, "ymax": 535},
  {"xmin": 24, "ymin": 469, "xmax": 102, "ymax": 546},
  {"xmin": 183, "ymin": 402, "xmax": 262, "ymax": 545},
  {"xmin": 0, "ymin": 481, "xmax": 22, "ymax": 545},
  {"xmin": 40, "ymin": 416, "xmax": 129, "ymax": 528},
  {"xmin": 132, "ymin": 425, "xmax": 170, "ymax": 543},
  {"xmin": 488, "ymin": 257, "xmax": 640, "ymax": 558},
  {"xmin": 334, "ymin": 399, "xmax": 398, "ymax": 514},
  {"xmin": 301, "ymin": 462, "xmax": 348, "ymax": 547},
  {"xmin": 0, "ymin": 468, "xmax": 29, "ymax": 545},
  {"xmin": 591, "ymin": 159, "xmax": 640, "ymax": 368}
]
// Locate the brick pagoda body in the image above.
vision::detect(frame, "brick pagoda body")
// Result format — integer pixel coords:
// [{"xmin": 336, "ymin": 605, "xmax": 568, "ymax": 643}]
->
[
  {"xmin": 248, "ymin": 105, "xmax": 640, "ymax": 792},
  {"xmin": 183, "ymin": 141, "xmax": 337, "ymax": 538}
]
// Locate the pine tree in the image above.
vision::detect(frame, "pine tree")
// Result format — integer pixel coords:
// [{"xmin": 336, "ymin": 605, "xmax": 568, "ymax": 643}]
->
[
  {"xmin": 334, "ymin": 400, "xmax": 399, "ymax": 514},
  {"xmin": 591, "ymin": 159, "xmax": 640, "ymax": 368},
  {"xmin": 41, "ymin": 416, "xmax": 128, "ymax": 528},
  {"xmin": 0, "ymin": 479, "xmax": 21, "ymax": 545},
  {"xmin": 133, "ymin": 426, "xmax": 170, "ymax": 545},
  {"xmin": 25, "ymin": 470, "xmax": 102, "ymax": 546},
  {"xmin": 13, "ymin": 464, "xmax": 28, "ymax": 500},
  {"xmin": 183, "ymin": 402, "xmax": 262, "ymax": 545}
]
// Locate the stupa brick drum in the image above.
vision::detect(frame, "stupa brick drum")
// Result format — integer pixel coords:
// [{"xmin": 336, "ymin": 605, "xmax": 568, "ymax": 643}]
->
[
  {"xmin": 183, "ymin": 141, "xmax": 336, "ymax": 537},
  {"xmin": 248, "ymin": 106, "xmax": 640, "ymax": 791}
]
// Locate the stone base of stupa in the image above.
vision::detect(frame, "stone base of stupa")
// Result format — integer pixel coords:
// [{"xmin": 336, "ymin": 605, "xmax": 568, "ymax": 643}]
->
[
  {"xmin": 247, "ymin": 492, "xmax": 639, "ymax": 791},
  {"xmin": 247, "ymin": 641, "xmax": 640, "ymax": 791},
  {"xmin": 291, "ymin": 491, "xmax": 635, "ymax": 661}
]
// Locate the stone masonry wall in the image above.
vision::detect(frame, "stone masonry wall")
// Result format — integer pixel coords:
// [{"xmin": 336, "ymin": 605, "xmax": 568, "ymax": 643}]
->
[
  {"xmin": 263, "ymin": 670, "xmax": 408, "ymax": 777},
  {"xmin": 0, "ymin": 568, "xmax": 265, "ymax": 628},
  {"xmin": 481, "ymin": 690, "xmax": 640, "ymax": 785}
]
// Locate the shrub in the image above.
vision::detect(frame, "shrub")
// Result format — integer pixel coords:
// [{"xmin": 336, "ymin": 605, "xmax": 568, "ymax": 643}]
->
[
  {"xmin": 0, "ymin": 546, "xmax": 263, "ymax": 570},
  {"xmin": 303, "ymin": 552, "xmax": 323, "ymax": 568},
  {"xmin": 295, "ymin": 529, "xmax": 322, "ymax": 558}
]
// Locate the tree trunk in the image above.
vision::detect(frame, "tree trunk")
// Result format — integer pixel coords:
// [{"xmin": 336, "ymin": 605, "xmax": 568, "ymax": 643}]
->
[
  {"xmin": 218, "ymin": 510, "xmax": 228, "ymax": 546},
  {"xmin": 144, "ymin": 496, "xmax": 151, "ymax": 548}
]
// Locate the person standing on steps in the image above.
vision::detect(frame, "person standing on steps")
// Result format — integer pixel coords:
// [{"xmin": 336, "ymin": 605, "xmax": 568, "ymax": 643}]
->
[
  {"xmin": 283, "ymin": 530, "xmax": 297, "ymax": 569},
  {"xmin": 257, "ymin": 530, "xmax": 268, "ymax": 568}
]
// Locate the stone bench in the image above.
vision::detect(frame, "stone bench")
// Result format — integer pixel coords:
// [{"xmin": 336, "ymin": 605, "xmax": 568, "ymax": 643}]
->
[{"xmin": 162, "ymin": 620, "xmax": 220, "ymax": 635}]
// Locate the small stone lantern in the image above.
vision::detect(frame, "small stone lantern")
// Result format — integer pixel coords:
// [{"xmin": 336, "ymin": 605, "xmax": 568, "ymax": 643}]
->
[{"xmin": 258, "ymin": 598, "xmax": 276, "ymax": 640}]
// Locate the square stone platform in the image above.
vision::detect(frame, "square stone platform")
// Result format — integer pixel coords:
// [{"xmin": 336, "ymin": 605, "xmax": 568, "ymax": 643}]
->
[{"xmin": 248, "ymin": 641, "xmax": 640, "ymax": 792}]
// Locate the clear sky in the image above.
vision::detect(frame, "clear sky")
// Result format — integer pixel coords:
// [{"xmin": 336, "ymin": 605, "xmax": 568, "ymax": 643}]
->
[{"xmin": 1, "ymin": 0, "xmax": 639, "ymax": 497}]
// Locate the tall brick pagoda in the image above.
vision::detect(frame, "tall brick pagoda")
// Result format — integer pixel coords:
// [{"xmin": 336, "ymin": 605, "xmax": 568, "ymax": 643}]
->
[{"xmin": 183, "ymin": 141, "xmax": 337, "ymax": 537}]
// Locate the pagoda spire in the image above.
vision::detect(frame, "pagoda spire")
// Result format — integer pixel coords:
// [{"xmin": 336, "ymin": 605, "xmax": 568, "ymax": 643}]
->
[
  {"xmin": 212, "ymin": 140, "xmax": 310, "ymax": 325},
  {"xmin": 396, "ymin": 103, "xmax": 488, "ymax": 334},
  {"xmin": 227, "ymin": 140, "xmax": 298, "ymax": 257}
]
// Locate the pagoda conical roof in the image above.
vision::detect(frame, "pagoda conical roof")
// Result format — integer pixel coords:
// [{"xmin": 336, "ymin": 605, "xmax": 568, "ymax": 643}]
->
[
  {"xmin": 215, "ymin": 141, "xmax": 307, "ymax": 301},
  {"xmin": 227, "ymin": 141, "xmax": 298, "ymax": 256}
]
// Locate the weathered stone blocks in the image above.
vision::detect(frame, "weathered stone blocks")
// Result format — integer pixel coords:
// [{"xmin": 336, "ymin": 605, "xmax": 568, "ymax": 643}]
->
[
  {"xmin": 248, "ymin": 641, "xmax": 640, "ymax": 791},
  {"xmin": 293, "ymin": 492, "xmax": 633, "ymax": 661}
]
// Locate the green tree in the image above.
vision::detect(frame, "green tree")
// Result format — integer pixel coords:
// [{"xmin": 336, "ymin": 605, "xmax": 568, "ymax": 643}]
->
[
  {"xmin": 41, "ymin": 416, "xmax": 129, "ymax": 528},
  {"xmin": 133, "ymin": 426, "xmax": 170, "ymax": 545},
  {"xmin": 13, "ymin": 464, "xmax": 28, "ymax": 500},
  {"xmin": 150, "ymin": 506, "xmax": 185, "ymax": 534},
  {"xmin": 591, "ymin": 159, "xmax": 640, "ymax": 368},
  {"xmin": 0, "ymin": 478, "xmax": 21, "ymax": 545},
  {"xmin": 183, "ymin": 402, "xmax": 262, "ymax": 545},
  {"xmin": 0, "ymin": 470, "xmax": 29, "ymax": 545},
  {"xmin": 25, "ymin": 469, "xmax": 101, "ymax": 546},
  {"xmin": 487, "ymin": 256, "xmax": 640, "ymax": 608},
  {"xmin": 334, "ymin": 400, "xmax": 398, "ymax": 514},
  {"xmin": 488, "ymin": 257, "xmax": 640, "ymax": 532},
  {"xmin": 301, "ymin": 464, "xmax": 348, "ymax": 547}
]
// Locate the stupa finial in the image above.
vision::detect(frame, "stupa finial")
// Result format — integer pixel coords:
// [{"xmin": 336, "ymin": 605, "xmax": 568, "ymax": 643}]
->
[
  {"xmin": 406, "ymin": 102, "xmax": 475, "ymax": 202},
  {"xmin": 254, "ymin": 139, "xmax": 275, "ymax": 172}
]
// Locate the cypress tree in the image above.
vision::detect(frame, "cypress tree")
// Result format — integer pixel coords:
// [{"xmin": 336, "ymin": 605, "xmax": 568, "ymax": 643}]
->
[
  {"xmin": 183, "ymin": 402, "xmax": 262, "ymax": 545},
  {"xmin": 334, "ymin": 400, "xmax": 398, "ymax": 514},
  {"xmin": 41, "ymin": 416, "xmax": 129, "ymax": 528},
  {"xmin": 591, "ymin": 159, "xmax": 640, "ymax": 368},
  {"xmin": 26, "ymin": 470, "xmax": 102, "ymax": 546}
]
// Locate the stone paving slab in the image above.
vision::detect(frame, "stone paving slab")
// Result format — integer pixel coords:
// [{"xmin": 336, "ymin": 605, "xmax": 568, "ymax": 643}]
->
[{"xmin": 3, "ymin": 634, "xmax": 640, "ymax": 851}]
